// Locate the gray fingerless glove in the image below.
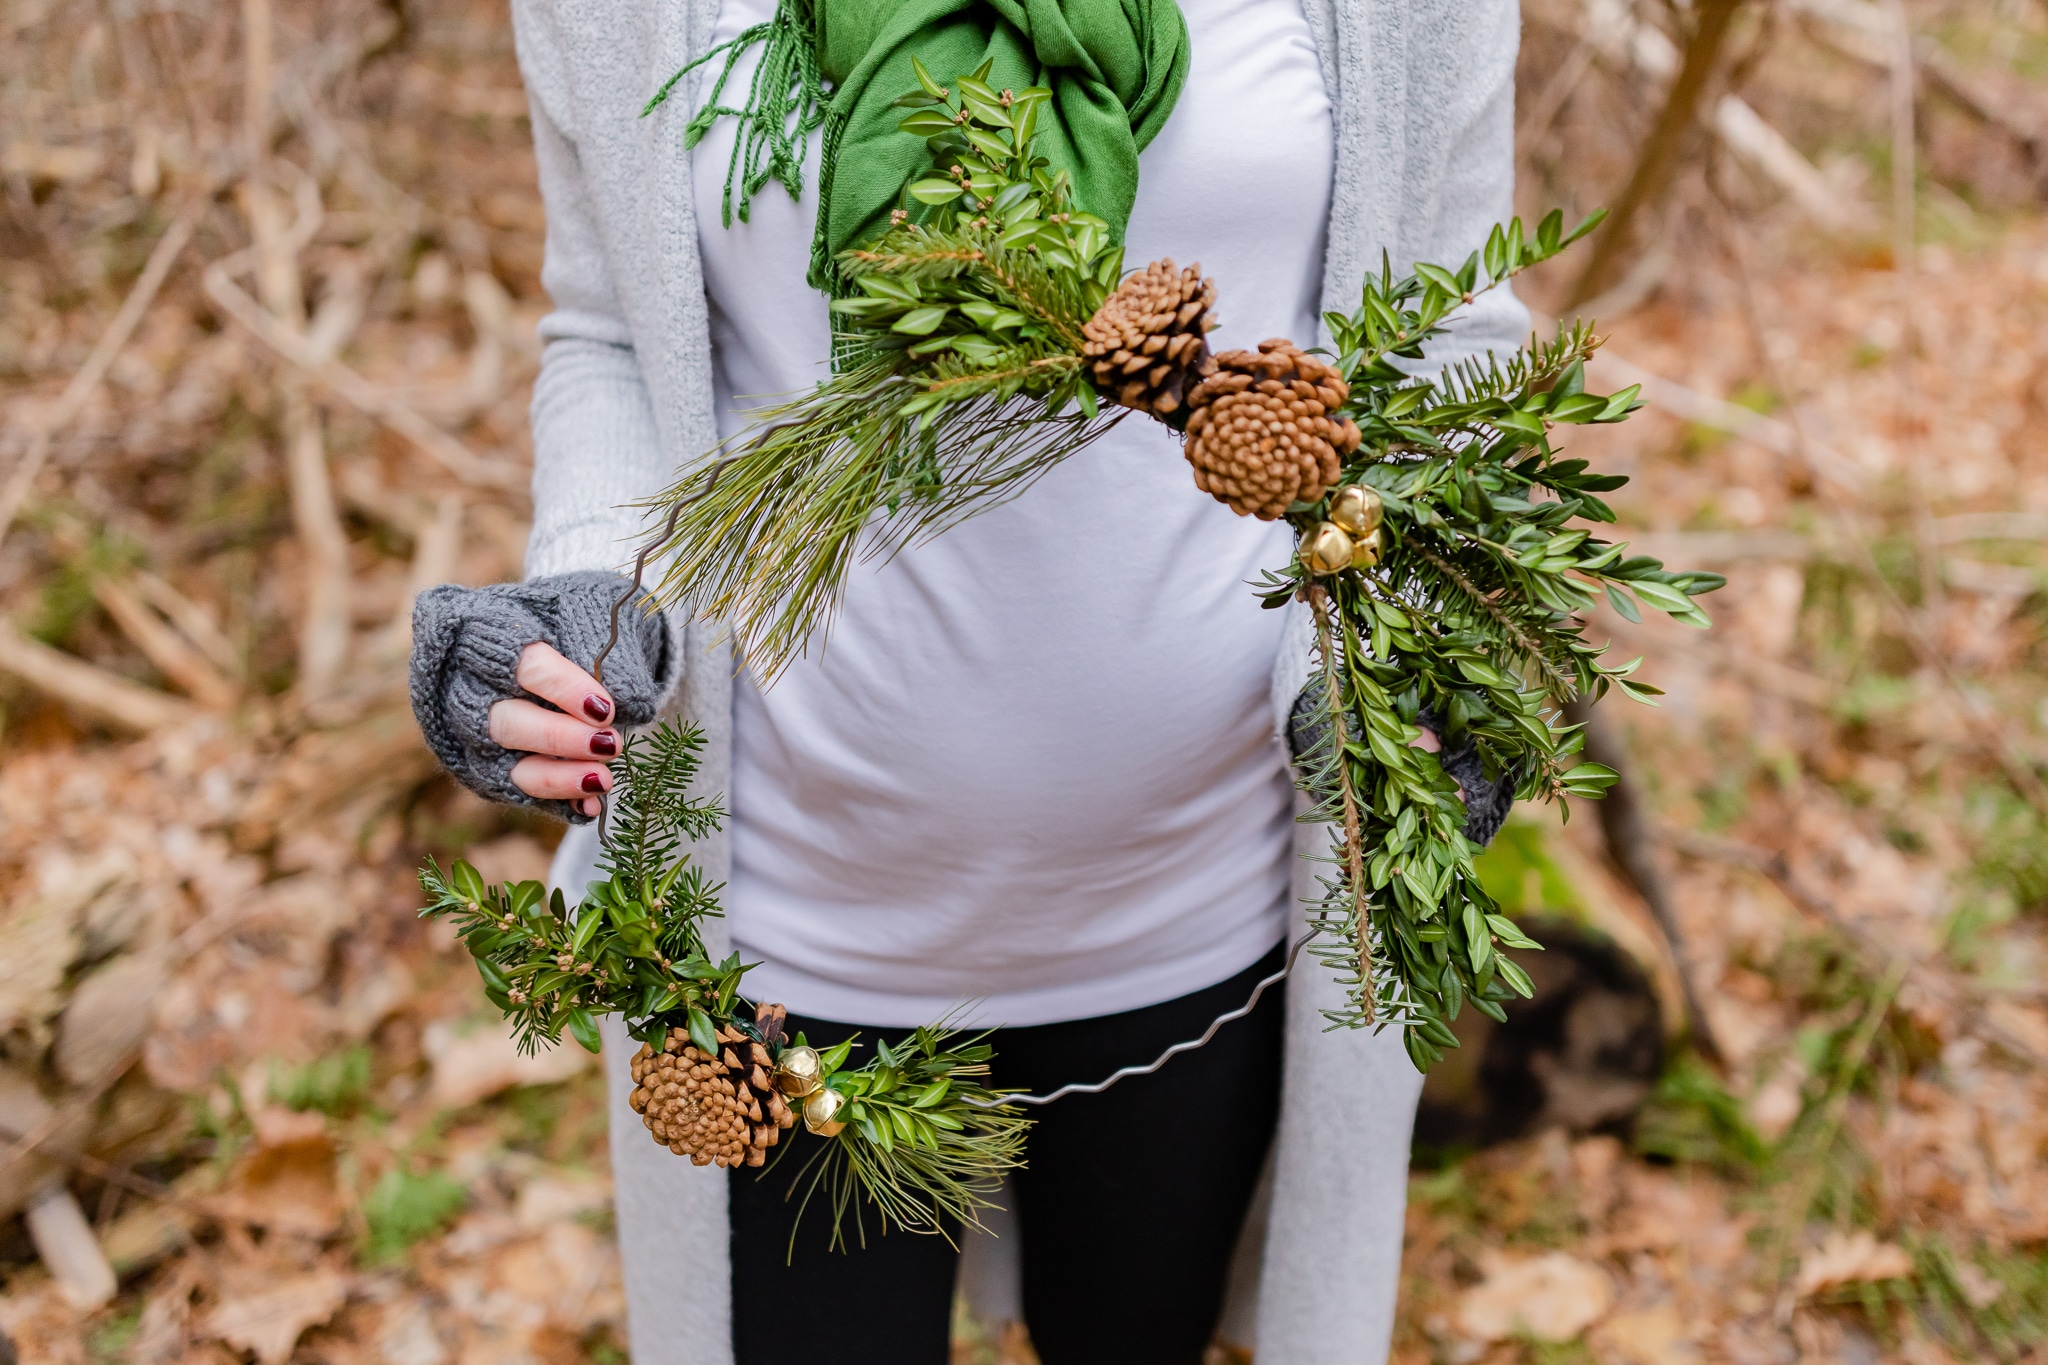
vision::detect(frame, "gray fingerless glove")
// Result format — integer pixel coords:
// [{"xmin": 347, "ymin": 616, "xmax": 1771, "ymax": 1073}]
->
[
  {"xmin": 410, "ymin": 570, "xmax": 673, "ymax": 823},
  {"xmin": 1286, "ymin": 687, "xmax": 1518, "ymax": 847}
]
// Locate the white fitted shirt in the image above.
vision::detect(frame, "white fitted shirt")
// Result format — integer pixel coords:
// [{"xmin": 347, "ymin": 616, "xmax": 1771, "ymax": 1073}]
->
[{"xmin": 692, "ymin": 0, "xmax": 1335, "ymax": 1026}]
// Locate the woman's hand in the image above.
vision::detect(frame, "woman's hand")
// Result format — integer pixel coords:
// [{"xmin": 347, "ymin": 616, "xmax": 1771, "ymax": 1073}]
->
[{"xmin": 490, "ymin": 642, "xmax": 621, "ymax": 818}]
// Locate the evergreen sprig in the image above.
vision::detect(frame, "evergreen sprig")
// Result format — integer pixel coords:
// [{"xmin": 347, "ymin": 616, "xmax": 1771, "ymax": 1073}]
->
[
  {"xmin": 417, "ymin": 721, "xmax": 731, "ymax": 1056},
  {"xmin": 783, "ymin": 1023, "xmax": 1029, "ymax": 1249},
  {"xmin": 641, "ymin": 60, "xmax": 1124, "ymax": 678},
  {"xmin": 1272, "ymin": 210, "xmax": 1727, "ymax": 1068},
  {"xmin": 417, "ymin": 719, "xmax": 1027, "ymax": 1241}
]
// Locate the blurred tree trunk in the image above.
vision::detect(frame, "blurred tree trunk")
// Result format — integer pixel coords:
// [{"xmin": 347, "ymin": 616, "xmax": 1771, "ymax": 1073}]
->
[
  {"xmin": 1565, "ymin": 697, "xmax": 1723, "ymax": 1063},
  {"xmin": 1567, "ymin": 0, "xmax": 1748, "ymax": 308}
]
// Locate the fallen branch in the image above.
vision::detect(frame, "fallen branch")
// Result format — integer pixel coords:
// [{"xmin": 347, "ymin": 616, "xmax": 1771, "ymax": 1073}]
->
[
  {"xmin": 1790, "ymin": 0, "xmax": 2048, "ymax": 186},
  {"xmin": 0, "ymin": 192, "xmax": 210, "ymax": 551},
  {"xmin": 1570, "ymin": 0, "xmax": 1748, "ymax": 306},
  {"xmin": 1587, "ymin": 349, "xmax": 1868, "ymax": 491},
  {"xmin": 202, "ymin": 254, "xmax": 524, "ymax": 491},
  {"xmin": 132, "ymin": 570, "xmax": 242, "ymax": 678},
  {"xmin": 90, "ymin": 574, "xmax": 240, "ymax": 711},
  {"xmin": 238, "ymin": 177, "xmax": 354, "ymax": 707},
  {"xmin": 0, "ymin": 618, "xmax": 200, "ymax": 733}
]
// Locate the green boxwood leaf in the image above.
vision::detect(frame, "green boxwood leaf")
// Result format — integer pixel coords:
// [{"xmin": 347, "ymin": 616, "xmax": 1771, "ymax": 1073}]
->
[
  {"xmin": 907, "ymin": 178, "xmax": 963, "ymax": 205},
  {"xmin": 891, "ymin": 306, "xmax": 951, "ymax": 336}
]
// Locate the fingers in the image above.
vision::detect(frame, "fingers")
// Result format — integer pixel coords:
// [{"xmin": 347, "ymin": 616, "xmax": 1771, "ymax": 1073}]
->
[
  {"xmin": 1410, "ymin": 725, "xmax": 1463, "ymax": 801},
  {"xmin": 515, "ymin": 641, "xmax": 615, "ymax": 725},
  {"xmin": 489, "ymin": 697, "xmax": 618, "ymax": 760},
  {"xmin": 500, "ymin": 644, "xmax": 616, "ymax": 818},
  {"xmin": 511, "ymin": 755, "xmax": 614, "ymax": 815}
]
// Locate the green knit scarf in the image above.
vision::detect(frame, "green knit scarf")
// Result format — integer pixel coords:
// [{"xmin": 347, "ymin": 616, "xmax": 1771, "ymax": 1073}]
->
[{"xmin": 646, "ymin": 0, "xmax": 1189, "ymax": 292}]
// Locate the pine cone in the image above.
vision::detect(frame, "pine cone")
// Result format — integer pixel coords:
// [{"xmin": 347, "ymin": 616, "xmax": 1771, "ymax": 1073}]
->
[
  {"xmin": 1182, "ymin": 339, "xmax": 1362, "ymax": 519},
  {"xmin": 1081, "ymin": 259, "xmax": 1217, "ymax": 422},
  {"xmin": 629, "ymin": 1023, "xmax": 797, "ymax": 1168}
]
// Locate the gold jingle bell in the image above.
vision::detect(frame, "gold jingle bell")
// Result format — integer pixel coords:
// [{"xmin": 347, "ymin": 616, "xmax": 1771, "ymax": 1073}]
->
[
  {"xmin": 803, "ymin": 1086, "xmax": 847, "ymax": 1137},
  {"xmin": 774, "ymin": 1045, "xmax": 823, "ymax": 1098},
  {"xmin": 1350, "ymin": 525, "xmax": 1384, "ymax": 569},
  {"xmin": 1304, "ymin": 522, "xmax": 1356, "ymax": 576},
  {"xmin": 1327, "ymin": 485, "xmax": 1384, "ymax": 539}
]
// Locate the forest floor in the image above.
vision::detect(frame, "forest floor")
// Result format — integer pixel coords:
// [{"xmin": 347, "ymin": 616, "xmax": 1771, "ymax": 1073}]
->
[{"xmin": 2, "ymin": 0, "xmax": 2047, "ymax": 1362}]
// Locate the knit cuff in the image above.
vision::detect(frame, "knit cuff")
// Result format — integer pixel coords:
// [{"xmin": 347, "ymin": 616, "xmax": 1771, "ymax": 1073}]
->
[
  {"xmin": 410, "ymin": 572, "xmax": 674, "ymax": 824},
  {"xmin": 1284, "ymin": 687, "xmax": 1516, "ymax": 847}
]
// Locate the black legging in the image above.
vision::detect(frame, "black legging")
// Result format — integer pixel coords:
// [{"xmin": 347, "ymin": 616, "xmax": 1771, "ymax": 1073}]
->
[{"xmin": 730, "ymin": 943, "xmax": 1287, "ymax": 1365}]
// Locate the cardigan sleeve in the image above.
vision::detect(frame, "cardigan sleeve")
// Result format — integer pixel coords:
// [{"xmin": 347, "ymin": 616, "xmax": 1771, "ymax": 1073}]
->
[{"xmin": 511, "ymin": 0, "xmax": 676, "ymax": 583}]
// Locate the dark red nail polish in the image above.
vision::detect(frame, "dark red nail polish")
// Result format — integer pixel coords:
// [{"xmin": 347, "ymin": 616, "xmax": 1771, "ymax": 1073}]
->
[
  {"xmin": 590, "ymin": 730, "xmax": 618, "ymax": 757},
  {"xmin": 582, "ymin": 694, "xmax": 612, "ymax": 723},
  {"xmin": 581, "ymin": 772, "xmax": 605, "ymax": 793}
]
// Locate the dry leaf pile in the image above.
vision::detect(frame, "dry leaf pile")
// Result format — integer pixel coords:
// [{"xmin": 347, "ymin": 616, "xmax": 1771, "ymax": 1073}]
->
[{"xmin": 2, "ymin": 0, "xmax": 2047, "ymax": 1363}]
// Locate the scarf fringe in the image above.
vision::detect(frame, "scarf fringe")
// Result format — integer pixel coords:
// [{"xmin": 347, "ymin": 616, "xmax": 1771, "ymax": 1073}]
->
[{"xmin": 643, "ymin": 0, "xmax": 830, "ymax": 234}]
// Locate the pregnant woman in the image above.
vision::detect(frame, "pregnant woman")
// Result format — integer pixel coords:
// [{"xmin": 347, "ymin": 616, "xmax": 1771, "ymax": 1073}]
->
[{"xmin": 409, "ymin": 2, "xmax": 1528, "ymax": 1362}]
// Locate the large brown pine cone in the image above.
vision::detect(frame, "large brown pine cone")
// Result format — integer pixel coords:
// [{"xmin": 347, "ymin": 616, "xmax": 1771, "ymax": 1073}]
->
[
  {"xmin": 1081, "ymin": 258, "xmax": 1217, "ymax": 421},
  {"xmin": 1182, "ymin": 339, "xmax": 1362, "ymax": 519},
  {"xmin": 628, "ymin": 1022, "xmax": 796, "ymax": 1168}
]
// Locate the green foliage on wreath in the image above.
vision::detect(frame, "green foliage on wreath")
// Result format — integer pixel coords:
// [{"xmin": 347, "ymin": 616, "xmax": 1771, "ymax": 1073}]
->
[
  {"xmin": 790, "ymin": 1022, "xmax": 1024, "ymax": 1247},
  {"xmin": 417, "ymin": 720, "xmax": 1026, "ymax": 1240},
  {"xmin": 641, "ymin": 62, "xmax": 1129, "ymax": 678},
  {"xmin": 1270, "ymin": 210, "xmax": 1727, "ymax": 1068}
]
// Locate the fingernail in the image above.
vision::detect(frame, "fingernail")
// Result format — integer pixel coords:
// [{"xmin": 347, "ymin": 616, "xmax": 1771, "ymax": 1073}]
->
[
  {"xmin": 581, "ymin": 771, "xmax": 605, "ymax": 794},
  {"xmin": 583, "ymin": 694, "xmax": 612, "ymax": 723},
  {"xmin": 589, "ymin": 730, "xmax": 618, "ymax": 757}
]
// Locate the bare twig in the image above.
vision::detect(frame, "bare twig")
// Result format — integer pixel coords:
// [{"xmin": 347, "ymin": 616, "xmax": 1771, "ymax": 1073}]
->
[
  {"xmin": 0, "ymin": 193, "xmax": 209, "ymax": 551},
  {"xmin": 1883, "ymin": 0, "xmax": 1945, "ymax": 627},
  {"xmin": 202, "ymin": 257, "xmax": 523, "ymax": 490},
  {"xmin": 368, "ymin": 493, "xmax": 463, "ymax": 664},
  {"xmin": 1790, "ymin": 0, "xmax": 2048, "ymax": 187},
  {"xmin": 132, "ymin": 570, "xmax": 242, "ymax": 678},
  {"xmin": 0, "ymin": 618, "xmax": 199, "ymax": 732},
  {"xmin": 1571, "ymin": 0, "xmax": 1748, "ymax": 307},
  {"xmin": 1576, "ymin": 345, "xmax": 1867, "ymax": 492},
  {"xmin": 90, "ymin": 574, "xmax": 239, "ymax": 710},
  {"xmin": 0, "ymin": 1120, "xmax": 190, "ymax": 1210}
]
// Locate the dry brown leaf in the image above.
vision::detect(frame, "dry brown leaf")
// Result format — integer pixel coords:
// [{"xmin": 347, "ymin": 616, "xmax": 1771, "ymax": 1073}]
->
[
  {"xmin": 200, "ymin": 1269, "xmax": 350, "ymax": 1365},
  {"xmin": 1591, "ymin": 1305, "xmax": 1698, "ymax": 1365},
  {"xmin": 0, "ymin": 851, "xmax": 122, "ymax": 1037},
  {"xmin": 1455, "ymin": 1250, "xmax": 1615, "ymax": 1343},
  {"xmin": 424, "ymin": 1017, "xmax": 592, "ymax": 1111},
  {"xmin": 1794, "ymin": 1229, "xmax": 1915, "ymax": 1298},
  {"xmin": 375, "ymin": 1297, "xmax": 450, "ymax": 1365},
  {"xmin": 52, "ymin": 949, "xmax": 166, "ymax": 1086},
  {"xmin": 206, "ymin": 1113, "xmax": 345, "ymax": 1238},
  {"xmin": 514, "ymin": 1171, "xmax": 611, "ymax": 1229}
]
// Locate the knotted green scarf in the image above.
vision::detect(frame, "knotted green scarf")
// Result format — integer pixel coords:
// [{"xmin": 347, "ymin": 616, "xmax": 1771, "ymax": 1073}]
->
[{"xmin": 649, "ymin": 0, "xmax": 1189, "ymax": 291}]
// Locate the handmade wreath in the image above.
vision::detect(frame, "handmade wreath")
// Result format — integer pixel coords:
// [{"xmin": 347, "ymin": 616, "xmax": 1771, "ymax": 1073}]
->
[{"xmin": 421, "ymin": 11, "xmax": 1725, "ymax": 1236}]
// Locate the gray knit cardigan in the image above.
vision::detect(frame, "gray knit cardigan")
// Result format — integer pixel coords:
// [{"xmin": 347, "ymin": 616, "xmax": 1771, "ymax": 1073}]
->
[{"xmin": 509, "ymin": 2, "xmax": 1528, "ymax": 1360}]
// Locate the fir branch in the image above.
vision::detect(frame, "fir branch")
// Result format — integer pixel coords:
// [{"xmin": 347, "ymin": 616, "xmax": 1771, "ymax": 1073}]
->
[
  {"xmin": 1407, "ymin": 539, "xmax": 1573, "ymax": 689},
  {"xmin": 1310, "ymin": 585, "xmax": 1376, "ymax": 1024}
]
